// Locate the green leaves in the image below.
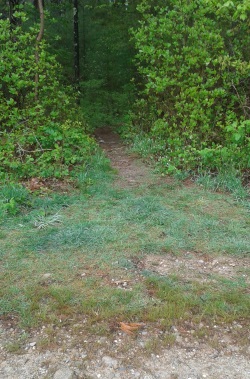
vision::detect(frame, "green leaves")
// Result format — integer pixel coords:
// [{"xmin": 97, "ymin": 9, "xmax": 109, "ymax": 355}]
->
[
  {"xmin": 131, "ymin": 0, "xmax": 250, "ymax": 173},
  {"xmin": 0, "ymin": 14, "xmax": 96, "ymax": 180}
]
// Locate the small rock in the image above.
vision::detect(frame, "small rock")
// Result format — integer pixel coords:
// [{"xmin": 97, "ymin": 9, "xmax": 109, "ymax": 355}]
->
[
  {"xmin": 175, "ymin": 335, "xmax": 182, "ymax": 343},
  {"xmin": 171, "ymin": 326, "xmax": 178, "ymax": 333},
  {"xmin": 102, "ymin": 355, "xmax": 118, "ymax": 368},
  {"xmin": 43, "ymin": 273, "xmax": 52, "ymax": 280},
  {"xmin": 29, "ymin": 342, "xmax": 36, "ymax": 347},
  {"xmin": 130, "ymin": 370, "xmax": 140, "ymax": 378},
  {"xmin": 235, "ymin": 324, "xmax": 243, "ymax": 329},
  {"xmin": 53, "ymin": 368, "xmax": 77, "ymax": 379}
]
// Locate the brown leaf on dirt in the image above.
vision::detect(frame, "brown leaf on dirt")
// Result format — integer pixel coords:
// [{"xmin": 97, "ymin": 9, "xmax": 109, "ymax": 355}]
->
[
  {"xmin": 27, "ymin": 178, "xmax": 44, "ymax": 191},
  {"xmin": 119, "ymin": 322, "xmax": 145, "ymax": 335}
]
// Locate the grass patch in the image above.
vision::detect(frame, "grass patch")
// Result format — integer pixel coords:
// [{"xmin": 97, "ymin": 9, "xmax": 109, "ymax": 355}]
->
[
  {"xmin": 0, "ymin": 152, "xmax": 249, "ymax": 338},
  {"xmin": 143, "ymin": 274, "xmax": 250, "ymax": 324},
  {"xmin": 196, "ymin": 168, "xmax": 249, "ymax": 201}
]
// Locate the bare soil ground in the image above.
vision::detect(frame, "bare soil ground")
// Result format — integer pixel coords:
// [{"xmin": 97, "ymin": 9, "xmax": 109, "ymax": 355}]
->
[
  {"xmin": 94, "ymin": 127, "xmax": 160, "ymax": 188},
  {"xmin": 1, "ymin": 127, "xmax": 249, "ymax": 378},
  {"xmin": 144, "ymin": 252, "xmax": 249, "ymax": 284}
]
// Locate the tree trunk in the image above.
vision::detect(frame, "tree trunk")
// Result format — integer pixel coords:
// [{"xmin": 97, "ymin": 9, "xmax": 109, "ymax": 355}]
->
[
  {"xmin": 35, "ymin": 0, "xmax": 45, "ymax": 101},
  {"xmin": 9, "ymin": 0, "xmax": 21, "ymax": 26},
  {"xmin": 73, "ymin": 0, "xmax": 80, "ymax": 89}
]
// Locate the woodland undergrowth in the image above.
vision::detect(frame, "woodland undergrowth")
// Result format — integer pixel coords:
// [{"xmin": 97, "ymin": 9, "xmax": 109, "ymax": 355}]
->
[{"xmin": 126, "ymin": 0, "xmax": 250, "ymax": 176}]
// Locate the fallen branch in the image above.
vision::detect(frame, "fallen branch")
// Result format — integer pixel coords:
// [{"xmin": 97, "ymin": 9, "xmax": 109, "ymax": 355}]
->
[{"xmin": 17, "ymin": 143, "xmax": 52, "ymax": 155}]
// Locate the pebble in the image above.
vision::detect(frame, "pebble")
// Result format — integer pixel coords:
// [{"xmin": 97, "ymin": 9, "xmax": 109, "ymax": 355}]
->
[
  {"xmin": 42, "ymin": 273, "xmax": 52, "ymax": 279},
  {"xmin": 53, "ymin": 367, "xmax": 76, "ymax": 379},
  {"xmin": 102, "ymin": 356, "xmax": 118, "ymax": 369},
  {"xmin": 175, "ymin": 335, "xmax": 182, "ymax": 343},
  {"xmin": 130, "ymin": 370, "xmax": 140, "ymax": 378}
]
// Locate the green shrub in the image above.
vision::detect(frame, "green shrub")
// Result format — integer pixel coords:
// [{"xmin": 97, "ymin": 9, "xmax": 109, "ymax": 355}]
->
[
  {"xmin": 131, "ymin": 0, "xmax": 250, "ymax": 173},
  {"xmin": 0, "ymin": 12, "xmax": 96, "ymax": 179}
]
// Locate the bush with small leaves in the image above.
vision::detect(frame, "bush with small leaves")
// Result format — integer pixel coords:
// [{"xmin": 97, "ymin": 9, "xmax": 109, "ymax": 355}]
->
[
  {"xmin": 131, "ymin": 0, "xmax": 250, "ymax": 173},
  {"xmin": 0, "ymin": 12, "xmax": 96, "ymax": 179}
]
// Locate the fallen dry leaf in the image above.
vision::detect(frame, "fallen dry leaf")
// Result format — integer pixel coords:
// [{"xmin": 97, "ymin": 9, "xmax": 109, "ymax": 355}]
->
[
  {"xmin": 119, "ymin": 322, "xmax": 145, "ymax": 335},
  {"xmin": 26, "ymin": 177, "xmax": 45, "ymax": 191}
]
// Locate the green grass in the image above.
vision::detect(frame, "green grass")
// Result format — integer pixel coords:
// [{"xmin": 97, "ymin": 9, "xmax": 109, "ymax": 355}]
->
[
  {"xmin": 0, "ymin": 152, "xmax": 249, "ymax": 339},
  {"xmin": 196, "ymin": 168, "xmax": 249, "ymax": 201},
  {"xmin": 129, "ymin": 132, "xmax": 249, "ymax": 202}
]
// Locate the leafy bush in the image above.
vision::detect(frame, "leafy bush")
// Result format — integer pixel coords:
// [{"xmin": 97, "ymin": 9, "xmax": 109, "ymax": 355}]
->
[
  {"xmin": 0, "ymin": 12, "xmax": 96, "ymax": 179},
  {"xmin": 131, "ymin": 0, "xmax": 250, "ymax": 173}
]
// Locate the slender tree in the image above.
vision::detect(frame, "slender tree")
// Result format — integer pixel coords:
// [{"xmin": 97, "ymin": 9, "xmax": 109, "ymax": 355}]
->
[
  {"xmin": 35, "ymin": 0, "xmax": 45, "ymax": 101},
  {"xmin": 9, "ymin": 0, "xmax": 21, "ymax": 25},
  {"xmin": 73, "ymin": 0, "xmax": 80, "ymax": 86}
]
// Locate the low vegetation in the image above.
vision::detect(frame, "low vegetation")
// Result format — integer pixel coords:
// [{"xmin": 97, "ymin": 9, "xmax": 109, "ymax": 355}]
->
[
  {"xmin": 1, "ymin": 153, "xmax": 249, "ymax": 344},
  {"xmin": 0, "ymin": 0, "xmax": 249, "ymax": 353},
  {"xmin": 0, "ymin": 12, "xmax": 96, "ymax": 180},
  {"xmin": 129, "ymin": 0, "xmax": 250, "ymax": 175}
]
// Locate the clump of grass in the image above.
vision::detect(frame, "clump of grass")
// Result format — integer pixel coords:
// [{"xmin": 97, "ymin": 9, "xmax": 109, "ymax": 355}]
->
[
  {"xmin": 0, "ymin": 183, "xmax": 30, "ymax": 216},
  {"xmin": 0, "ymin": 184, "xmax": 30, "ymax": 205},
  {"xmin": 144, "ymin": 333, "xmax": 176, "ymax": 355},
  {"xmin": 25, "ymin": 222, "xmax": 119, "ymax": 253},
  {"xmin": 79, "ymin": 284, "xmax": 149, "ymax": 321},
  {"xmin": 143, "ymin": 274, "xmax": 250, "ymax": 325},
  {"xmin": 33, "ymin": 212, "xmax": 63, "ymax": 229},
  {"xmin": 4, "ymin": 342, "xmax": 23, "ymax": 354},
  {"xmin": 0, "ymin": 230, "xmax": 6, "ymax": 239},
  {"xmin": 130, "ymin": 133, "xmax": 165, "ymax": 159},
  {"xmin": 196, "ymin": 168, "xmax": 249, "ymax": 201},
  {"xmin": 32, "ymin": 193, "xmax": 74, "ymax": 211},
  {"xmin": 76, "ymin": 150, "xmax": 114, "ymax": 193}
]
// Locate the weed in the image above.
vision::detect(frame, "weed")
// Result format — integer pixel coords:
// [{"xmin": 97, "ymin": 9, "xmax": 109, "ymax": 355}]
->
[
  {"xmin": 194, "ymin": 327, "xmax": 208, "ymax": 339},
  {"xmin": 88, "ymin": 322, "xmax": 110, "ymax": 336},
  {"xmin": 0, "ymin": 184, "xmax": 30, "ymax": 205},
  {"xmin": 36, "ymin": 337, "xmax": 53, "ymax": 351},
  {"xmin": 76, "ymin": 151, "xmax": 114, "ymax": 193},
  {"xmin": 144, "ymin": 337, "xmax": 161, "ymax": 354},
  {"xmin": 0, "ymin": 184, "xmax": 30, "ymax": 216},
  {"xmin": 130, "ymin": 133, "xmax": 165, "ymax": 159},
  {"xmin": 33, "ymin": 212, "xmax": 63, "ymax": 229},
  {"xmin": 0, "ymin": 230, "xmax": 6, "ymax": 239},
  {"xmin": 162, "ymin": 333, "xmax": 176, "ymax": 347},
  {"xmin": 4, "ymin": 342, "xmax": 23, "ymax": 354}
]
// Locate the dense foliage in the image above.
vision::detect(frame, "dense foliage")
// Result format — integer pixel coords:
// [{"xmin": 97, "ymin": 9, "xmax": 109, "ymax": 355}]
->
[
  {"xmin": 0, "ymin": 12, "xmax": 96, "ymax": 179},
  {"xmin": 1, "ymin": 0, "xmax": 249, "ymax": 180},
  {"xmin": 130, "ymin": 0, "xmax": 250, "ymax": 173}
]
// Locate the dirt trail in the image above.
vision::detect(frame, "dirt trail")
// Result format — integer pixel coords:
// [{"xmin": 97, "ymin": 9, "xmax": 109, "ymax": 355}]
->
[
  {"xmin": 1, "ymin": 128, "xmax": 249, "ymax": 379},
  {"xmin": 94, "ymin": 127, "xmax": 159, "ymax": 188}
]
